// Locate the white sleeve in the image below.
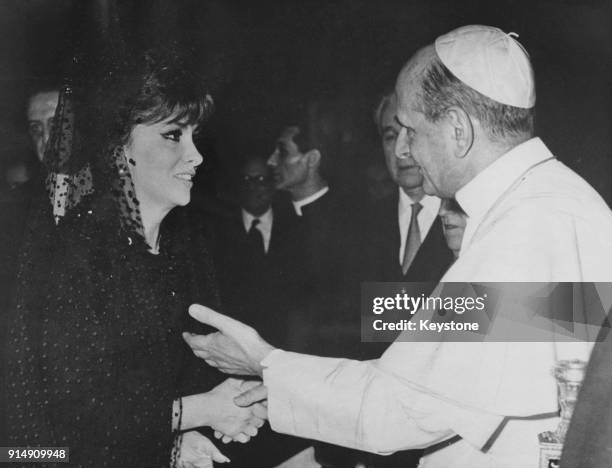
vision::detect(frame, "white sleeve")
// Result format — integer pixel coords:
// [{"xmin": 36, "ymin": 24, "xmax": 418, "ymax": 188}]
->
[{"xmin": 262, "ymin": 350, "xmax": 503, "ymax": 455}]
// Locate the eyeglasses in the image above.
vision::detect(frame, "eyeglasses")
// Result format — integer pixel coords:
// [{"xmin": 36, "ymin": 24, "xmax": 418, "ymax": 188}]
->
[{"xmin": 241, "ymin": 175, "xmax": 272, "ymax": 185}]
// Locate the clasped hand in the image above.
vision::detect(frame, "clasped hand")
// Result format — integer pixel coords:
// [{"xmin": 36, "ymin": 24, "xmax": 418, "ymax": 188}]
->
[{"xmin": 182, "ymin": 378, "xmax": 267, "ymax": 444}]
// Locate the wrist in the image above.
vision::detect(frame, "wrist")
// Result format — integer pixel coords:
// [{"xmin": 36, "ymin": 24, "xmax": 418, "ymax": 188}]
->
[
  {"xmin": 254, "ymin": 344, "xmax": 275, "ymax": 376},
  {"xmin": 172, "ymin": 398, "xmax": 181, "ymax": 431},
  {"xmin": 180, "ymin": 393, "xmax": 212, "ymax": 430}
]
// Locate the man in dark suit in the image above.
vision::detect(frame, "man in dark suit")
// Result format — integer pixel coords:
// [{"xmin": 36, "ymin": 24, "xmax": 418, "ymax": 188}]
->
[
  {"xmin": 213, "ymin": 156, "xmax": 297, "ymax": 346},
  {"xmin": 364, "ymin": 91, "xmax": 454, "ymax": 285},
  {"xmin": 0, "ymin": 83, "xmax": 59, "ymax": 444},
  {"xmin": 266, "ymin": 121, "xmax": 365, "ymax": 468}
]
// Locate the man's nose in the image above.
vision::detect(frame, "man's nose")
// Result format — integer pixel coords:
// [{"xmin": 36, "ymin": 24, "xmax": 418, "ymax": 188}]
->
[
  {"xmin": 394, "ymin": 128, "xmax": 411, "ymax": 160},
  {"xmin": 438, "ymin": 199, "xmax": 452, "ymax": 216}
]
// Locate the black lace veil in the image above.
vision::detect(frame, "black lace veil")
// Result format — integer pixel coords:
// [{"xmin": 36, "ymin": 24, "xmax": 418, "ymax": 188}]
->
[{"xmin": 43, "ymin": 44, "xmax": 214, "ymax": 238}]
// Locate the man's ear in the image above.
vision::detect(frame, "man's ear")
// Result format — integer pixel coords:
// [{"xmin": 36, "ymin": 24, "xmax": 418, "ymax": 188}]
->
[
  {"xmin": 305, "ymin": 149, "xmax": 321, "ymax": 169},
  {"xmin": 445, "ymin": 107, "xmax": 473, "ymax": 159}
]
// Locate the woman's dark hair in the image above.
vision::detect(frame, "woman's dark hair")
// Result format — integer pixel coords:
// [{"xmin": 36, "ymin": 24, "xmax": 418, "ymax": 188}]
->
[
  {"xmin": 124, "ymin": 48, "xmax": 214, "ymax": 139},
  {"xmin": 70, "ymin": 44, "xmax": 214, "ymax": 182},
  {"xmin": 73, "ymin": 44, "xmax": 211, "ymax": 150}
]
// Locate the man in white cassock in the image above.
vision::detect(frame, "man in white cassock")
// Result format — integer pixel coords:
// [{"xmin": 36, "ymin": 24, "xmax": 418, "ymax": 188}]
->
[{"xmin": 184, "ymin": 25, "xmax": 612, "ymax": 467}]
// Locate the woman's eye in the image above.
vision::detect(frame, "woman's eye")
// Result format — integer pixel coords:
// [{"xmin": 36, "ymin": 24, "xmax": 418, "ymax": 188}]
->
[{"xmin": 162, "ymin": 129, "xmax": 182, "ymax": 142}]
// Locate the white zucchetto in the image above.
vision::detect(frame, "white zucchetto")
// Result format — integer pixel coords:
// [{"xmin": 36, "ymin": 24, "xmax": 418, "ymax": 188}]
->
[{"xmin": 435, "ymin": 25, "xmax": 536, "ymax": 109}]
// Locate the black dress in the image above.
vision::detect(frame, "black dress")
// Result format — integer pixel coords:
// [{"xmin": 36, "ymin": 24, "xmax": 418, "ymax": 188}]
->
[{"xmin": 5, "ymin": 194, "xmax": 224, "ymax": 467}]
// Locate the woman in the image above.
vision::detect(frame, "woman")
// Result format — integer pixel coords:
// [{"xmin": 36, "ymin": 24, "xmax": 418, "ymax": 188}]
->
[
  {"xmin": 438, "ymin": 198, "xmax": 468, "ymax": 258},
  {"xmin": 5, "ymin": 46, "xmax": 262, "ymax": 467}
]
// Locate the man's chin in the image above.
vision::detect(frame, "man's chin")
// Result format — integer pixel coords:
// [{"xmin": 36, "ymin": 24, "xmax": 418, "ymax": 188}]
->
[{"xmin": 422, "ymin": 181, "xmax": 440, "ymax": 197}]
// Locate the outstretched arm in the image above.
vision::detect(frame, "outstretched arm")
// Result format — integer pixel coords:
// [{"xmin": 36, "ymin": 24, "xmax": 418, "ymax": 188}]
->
[{"xmin": 183, "ymin": 304, "xmax": 503, "ymax": 457}]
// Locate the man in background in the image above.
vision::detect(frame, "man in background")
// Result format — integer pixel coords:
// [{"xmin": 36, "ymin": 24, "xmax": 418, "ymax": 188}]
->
[
  {"xmin": 0, "ymin": 82, "xmax": 59, "ymax": 445},
  {"xmin": 266, "ymin": 122, "xmax": 358, "ymax": 357},
  {"xmin": 342, "ymin": 91, "xmax": 455, "ymax": 468},
  {"xmin": 213, "ymin": 156, "xmax": 298, "ymax": 345},
  {"xmin": 364, "ymin": 91, "xmax": 453, "ymax": 285},
  {"xmin": 27, "ymin": 86, "xmax": 60, "ymax": 163}
]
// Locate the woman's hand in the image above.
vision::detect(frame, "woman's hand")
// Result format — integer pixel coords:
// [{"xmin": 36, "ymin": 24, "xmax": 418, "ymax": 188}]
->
[
  {"xmin": 213, "ymin": 380, "xmax": 268, "ymax": 443},
  {"xmin": 176, "ymin": 431, "xmax": 230, "ymax": 468},
  {"xmin": 205, "ymin": 378, "xmax": 266, "ymax": 442},
  {"xmin": 181, "ymin": 378, "xmax": 266, "ymax": 443}
]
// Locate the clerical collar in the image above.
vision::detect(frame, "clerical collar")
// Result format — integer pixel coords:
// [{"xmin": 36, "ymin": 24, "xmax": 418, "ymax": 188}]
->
[{"xmin": 293, "ymin": 186, "xmax": 329, "ymax": 216}]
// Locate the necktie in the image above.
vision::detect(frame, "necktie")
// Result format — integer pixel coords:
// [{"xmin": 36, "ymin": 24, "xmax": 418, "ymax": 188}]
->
[
  {"xmin": 248, "ymin": 218, "xmax": 265, "ymax": 256},
  {"xmin": 402, "ymin": 202, "xmax": 422, "ymax": 275}
]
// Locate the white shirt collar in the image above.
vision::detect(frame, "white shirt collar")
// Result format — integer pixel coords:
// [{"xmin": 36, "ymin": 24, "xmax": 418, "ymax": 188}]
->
[
  {"xmin": 455, "ymin": 137, "xmax": 554, "ymax": 250},
  {"xmin": 242, "ymin": 207, "xmax": 274, "ymax": 252},
  {"xmin": 293, "ymin": 186, "xmax": 330, "ymax": 216},
  {"xmin": 398, "ymin": 188, "xmax": 440, "ymax": 215},
  {"xmin": 242, "ymin": 207, "xmax": 273, "ymax": 230},
  {"xmin": 397, "ymin": 188, "xmax": 441, "ymax": 263}
]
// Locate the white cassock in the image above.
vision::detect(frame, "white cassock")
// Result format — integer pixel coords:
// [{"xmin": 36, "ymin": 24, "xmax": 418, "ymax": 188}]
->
[{"xmin": 262, "ymin": 138, "xmax": 612, "ymax": 467}]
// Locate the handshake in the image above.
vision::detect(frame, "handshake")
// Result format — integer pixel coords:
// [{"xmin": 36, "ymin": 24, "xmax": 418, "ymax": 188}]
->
[
  {"xmin": 177, "ymin": 304, "xmax": 275, "ymax": 468},
  {"xmin": 177, "ymin": 378, "xmax": 268, "ymax": 467}
]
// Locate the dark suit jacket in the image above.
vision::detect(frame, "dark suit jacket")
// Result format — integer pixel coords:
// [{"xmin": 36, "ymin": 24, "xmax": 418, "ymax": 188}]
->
[
  {"xmin": 356, "ymin": 191, "xmax": 453, "ymax": 363},
  {"xmin": 285, "ymin": 189, "xmax": 363, "ymax": 357},
  {"xmin": 362, "ymin": 191, "xmax": 454, "ymax": 283},
  {"xmin": 212, "ymin": 199, "xmax": 298, "ymax": 346},
  {"xmin": 210, "ymin": 201, "xmax": 311, "ymax": 467}
]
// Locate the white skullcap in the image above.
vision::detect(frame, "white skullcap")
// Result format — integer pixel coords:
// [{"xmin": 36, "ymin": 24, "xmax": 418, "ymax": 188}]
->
[{"xmin": 434, "ymin": 25, "xmax": 535, "ymax": 109}]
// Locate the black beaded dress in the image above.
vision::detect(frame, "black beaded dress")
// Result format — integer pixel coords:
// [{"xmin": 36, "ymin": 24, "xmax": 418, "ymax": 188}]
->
[{"xmin": 4, "ymin": 83, "xmax": 224, "ymax": 467}]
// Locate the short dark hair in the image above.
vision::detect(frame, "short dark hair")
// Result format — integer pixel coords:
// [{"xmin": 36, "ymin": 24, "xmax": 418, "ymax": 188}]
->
[
  {"xmin": 283, "ymin": 122, "xmax": 331, "ymax": 179},
  {"xmin": 287, "ymin": 123, "xmax": 313, "ymax": 154},
  {"xmin": 281, "ymin": 102, "xmax": 335, "ymax": 179},
  {"xmin": 419, "ymin": 56, "xmax": 534, "ymax": 141}
]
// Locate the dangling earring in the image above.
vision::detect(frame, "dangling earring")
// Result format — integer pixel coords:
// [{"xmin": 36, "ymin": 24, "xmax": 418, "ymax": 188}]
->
[{"xmin": 128, "ymin": 158, "xmax": 136, "ymax": 166}]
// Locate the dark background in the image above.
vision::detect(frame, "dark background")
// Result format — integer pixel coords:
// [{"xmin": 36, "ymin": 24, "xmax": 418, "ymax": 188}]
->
[{"xmin": 1, "ymin": 0, "xmax": 611, "ymax": 204}]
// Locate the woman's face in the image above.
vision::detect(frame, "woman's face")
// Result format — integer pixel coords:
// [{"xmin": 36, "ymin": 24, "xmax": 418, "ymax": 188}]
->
[
  {"xmin": 125, "ymin": 116, "xmax": 203, "ymax": 214},
  {"xmin": 438, "ymin": 199, "xmax": 467, "ymax": 257}
]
